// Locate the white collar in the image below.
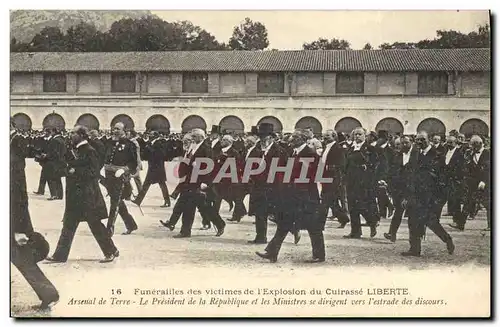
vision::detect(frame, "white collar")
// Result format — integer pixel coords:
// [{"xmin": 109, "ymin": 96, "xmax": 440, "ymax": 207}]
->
[
  {"xmin": 211, "ymin": 138, "xmax": 219, "ymax": 146},
  {"xmin": 403, "ymin": 146, "xmax": 413, "ymax": 155},
  {"xmin": 475, "ymin": 147, "xmax": 485, "ymax": 156},
  {"xmin": 263, "ymin": 141, "xmax": 274, "ymax": 153},
  {"xmin": 76, "ymin": 140, "xmax": 88, "ymax": 148},
  {"xmin": 326, "ymin": 141, "xmax": 336, "ymax": 148},
  {"xmin": 380, "ymin": 142, "xmax": 388, "ymax": 149},
  {"xmin": 353, "ymin": 141, "xmax": 365, "ymax": 149},
  {"xmin": 421, "ymin": 144, "xmax": 432, "ymax": 155},
  {"xmin": 222, "ymin": 145, "xmax": 232, "ymax": 153},
  {"xmin": 10, "ymin": 130, "xmax": 16, "ymax": 136},
  {"xmin": 190, "ymin": 141, "xmax": 203, "ymax": 155},
  {"xmin": 294, "ymin": 143, "xmax": 307, "ymax": 154},
  {"xmin": 370, "ymin": 141, "xmax": 377, "ymax": 146},
  {"xmin": 448, "ymin": 146, "xmax": 458, "ymax": 153}
]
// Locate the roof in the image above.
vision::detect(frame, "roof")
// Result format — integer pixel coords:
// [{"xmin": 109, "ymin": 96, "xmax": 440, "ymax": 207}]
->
[{"xmin": 10, "ymin": 48, "xmax": 490, "ymax": 73}]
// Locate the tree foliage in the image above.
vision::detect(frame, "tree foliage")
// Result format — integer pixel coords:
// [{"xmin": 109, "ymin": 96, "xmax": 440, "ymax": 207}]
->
[
  {"xmin": 229, "ymin": 17, "xmax": 269, "ymax": 50},
  {"xmin": 303, "ymin": 38, "xmax": 350, "ymax": 50},
  {"xmin": 10, "ymin": 15, "xmax": 228, "ymax": 52},
  {"xmin": 378, "ymin": 24, "xmax": 490, "ymax": 49}
]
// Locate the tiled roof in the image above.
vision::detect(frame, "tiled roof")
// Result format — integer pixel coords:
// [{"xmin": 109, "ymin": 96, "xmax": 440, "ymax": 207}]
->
[{"xmin": 10, "ymin": 48, "xmax": 490, "ymax": 72}]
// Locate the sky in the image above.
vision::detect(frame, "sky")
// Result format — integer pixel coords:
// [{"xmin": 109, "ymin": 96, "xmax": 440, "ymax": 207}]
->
[{"xmin": 152, "ymin": 10, "xmax": 490, "ymax": 49}]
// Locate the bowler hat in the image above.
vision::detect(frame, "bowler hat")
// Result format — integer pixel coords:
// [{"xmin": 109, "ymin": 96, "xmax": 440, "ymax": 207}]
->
[
  {"xmin": 257, "ymin": 123, "xmax": 274, "ymax": 137},
  {"xmin": 25, "ymin": 232, "xmax": 50, "ymax": 263},
  {"xmin": 211, "ymin": 125, "xmax": 221, "ymax": 134},
  {"xmin": 377, "ymin": 130, "xmax": 388, "ymax": 139}
]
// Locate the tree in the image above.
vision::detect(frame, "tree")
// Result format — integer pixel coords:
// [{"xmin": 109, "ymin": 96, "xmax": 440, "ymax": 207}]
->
[
  {"xmin": 30, "ymin": 26, "xmax": 66, "ymax": 51},
  {"xmin": 379, "ymin": 24, "xmax": 491, "ymax": 49},
  {"xmin": 378, "ymin": 42, "xmax": 416, "ymax": 49},
  {"xmin": 229, "ymin": 17, "xmax": 269, "ymax": 50},
  {"xmin": 173, "ymin": 20, "xmax": 228, "ymax": 50},
  {"xmin": 10, "ymin": 37, "xmax": 31, "ymax": 52},
  {"xmin": 65, "ymin": 22, "xmax": 99, "ymax": 51},
  {"xmin": 302, "ymin": 38, "xmax": 350, "ymax": 50},
  {"xmin": 362, "ymin": 43, "xmax": 373, "ymax": 50}
]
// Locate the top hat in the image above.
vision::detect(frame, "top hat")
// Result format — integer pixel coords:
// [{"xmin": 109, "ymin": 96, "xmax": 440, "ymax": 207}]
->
[
  {"xmin": 25, "ymin": 232, "xmax": 50, "ymax": 263},
  {"xmin": 250, "ymin": 126, "xmax": 258, "ymax": 135},
  {"xmin": 257, "ymin": 123, "xmax": 274, "ymax": 137},
  {"xmin": 211, "ymin": 125, "xmax": 221, "ymax": 134},
  {"xmin": 377, "ymin": 130, "xmax": 388, "ymax": 139}
]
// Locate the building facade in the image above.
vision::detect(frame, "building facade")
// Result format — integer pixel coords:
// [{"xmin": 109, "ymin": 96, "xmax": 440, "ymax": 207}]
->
[{"xmin": 10, "ymin": 49, "xmax": 491, "ymax": 136}]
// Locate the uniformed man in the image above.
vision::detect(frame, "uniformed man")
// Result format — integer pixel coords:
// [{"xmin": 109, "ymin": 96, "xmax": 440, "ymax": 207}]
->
[{"xmin": 103, "ymin": 122, "xmax": 139, "ymax": 235}]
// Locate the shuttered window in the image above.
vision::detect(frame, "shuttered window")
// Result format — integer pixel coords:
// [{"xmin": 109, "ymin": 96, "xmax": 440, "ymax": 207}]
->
[
  {"xmin": 111, "ymin": 73, "xmax": 136, "ymax": 93},
  {"xmin": 335, "ymin": 72, "xmax": 364, "ymax": 94},
  {"xmin": 43, "ymin": 73, "xmax": 66, "ymax": 92},
  {"xmin": 182, "ymin": 73, "xmax": 208, "ymax": 93},
  {"xmin": 418, "ymin": 72, "xmax": 448, "ymax": 94},
  {"xmin": 257, "ymin": 73, "xmax": 285, "ymax": 93}
]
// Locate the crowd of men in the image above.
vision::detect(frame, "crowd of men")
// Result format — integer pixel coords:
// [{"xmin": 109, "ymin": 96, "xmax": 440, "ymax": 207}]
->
[{"xmin": 11, "ymin": 118, "xmax": 491, "ymax": 307}]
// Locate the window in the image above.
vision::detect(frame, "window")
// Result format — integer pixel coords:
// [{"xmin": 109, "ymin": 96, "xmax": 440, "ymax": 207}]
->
[
  {"xmin": 257, "ymin": 73, "xmax": 285, "ymax": 93},
  {"xmin": 335, "ymin": 72, "xmax": 364, "ymax": 94},
  {"xmin": 182, "ymin": 73, "xmax": 208, "ymax": 93},
  {"xmin": 43, "ymin": 73, "xmax": 66, "ymax": 92},
  {"xmin": 111, "ymin": 73, "xmax": 136, "ymax": 93},
  {"xmin": 418, "ymin": 72, "xmax": 448, "ymax": 94}
]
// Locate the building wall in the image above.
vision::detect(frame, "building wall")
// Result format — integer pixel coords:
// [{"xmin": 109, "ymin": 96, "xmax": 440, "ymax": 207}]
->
[
  {"xmin": 461, "ymin": 72, "xmax": 490, "ymax": 96},
  {"xmin": 10, "ymin": 71, "xmax": 491, "ymax": 134}
]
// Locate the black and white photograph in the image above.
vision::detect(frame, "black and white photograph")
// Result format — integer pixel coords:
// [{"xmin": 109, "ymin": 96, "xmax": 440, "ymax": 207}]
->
[{"xmin": 9, "ymin": 8, "xmax": 491, "ymax": 318}]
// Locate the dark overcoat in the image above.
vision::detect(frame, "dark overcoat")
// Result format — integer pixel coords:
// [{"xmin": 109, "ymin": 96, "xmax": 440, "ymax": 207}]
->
[
  {"xmin": 10, "ymin": 132, "xmax": 34, "ymax": 237},
  {"xmin": 143, "ymin": 138, "xmax": 168, "ymax": 184},
  {"xmin": 63, "ymin": 143, "xmax": 108, "ymax": 223},
  {"xmin": 44, "ymin": 135, "xmax": 67, "ymax": 179},
  {"xmin": 279, "ymin": 145, "xmax": 322, "ymax": 231}
]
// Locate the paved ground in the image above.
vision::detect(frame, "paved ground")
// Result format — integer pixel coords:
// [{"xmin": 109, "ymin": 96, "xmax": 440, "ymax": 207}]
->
[{"xmin": 11, "ymin": 160, "xmax": 491, "ymax": 317}]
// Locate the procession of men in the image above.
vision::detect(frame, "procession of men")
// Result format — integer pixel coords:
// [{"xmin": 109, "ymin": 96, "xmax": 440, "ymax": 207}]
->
[{"xmin": 10, "ymin": 114, "xmax": 492, "ymax": 309}]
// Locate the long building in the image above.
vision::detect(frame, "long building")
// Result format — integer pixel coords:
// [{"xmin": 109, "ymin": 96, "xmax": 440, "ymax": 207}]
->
[{"xmin": 10, "ymin": 49, "xmax": 491, "ymax": 136}]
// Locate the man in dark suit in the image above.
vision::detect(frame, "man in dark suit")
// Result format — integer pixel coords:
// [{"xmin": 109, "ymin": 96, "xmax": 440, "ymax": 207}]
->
[
  {"xmin": 46, "ymin": 126, "xmax": 119, "ymax": 263},
  {"xmin": 42, "ymin": 127, "xmax": 67, "ymax": 200},
  {"xmin": 436, "ymin": 136, "xmax": 466, "ymax": 224},
  {"xmin": 213, "ymin": 135, "xmax": 247, "ymax": 222},
  {"xmin": 33, "ymin": 131, "xmax": 49, "ymax": 195},
  {"xmin": 432, "ymin": 134, "xmax": 446, "ymax": 158},
  {"xmin": 173, "ymin": 128, "xmax": 226, "ymax": 238},
  {"xmin": 160, "ymin": 133, "xmax": 193, "ymax": 230},
  {"xmin": 402, "ymin": 131, "xmax": 454, "ymax": 257},
  {"xmin": 132, "ymin": 131, "xmax": 171, "ymax": 207},
  {"xmin": 243, "ymin": 132, "xmax": 262, "ymax": 218},
  {"xmin": 319, "ymin": 129, "xmax": 349, "ymax": 228},
  {"xmin": 103, "ymin": 122, "xmax": 139, "ymax": 235},
  {"xmin": 248, "ymin": 123, "xmax": 286, "ymax": 244},
  {"xmin": 11, "ymin": 120, "xmax": 59, "ymax": 309},
  {"xmin": 384, "ymin": 135, "xmax": 418, "ymax": 242},
  {"xmin": 344, "ymin": 127, "xmax": 379, "ymax": 239},
  {"xmin": 375, "ymin": 130, "xmax": 395, "ymax": 220},
  {"xmin": 210, "ymin": 125, "xmax": 222, "ymax": 158},
  {"xmin": 256, "ymin": 129, "xmax": 325, "ymax": 263},
  {"xmin": 451, "ymin": 135, "xmax": 490, "ymax": 231}
]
